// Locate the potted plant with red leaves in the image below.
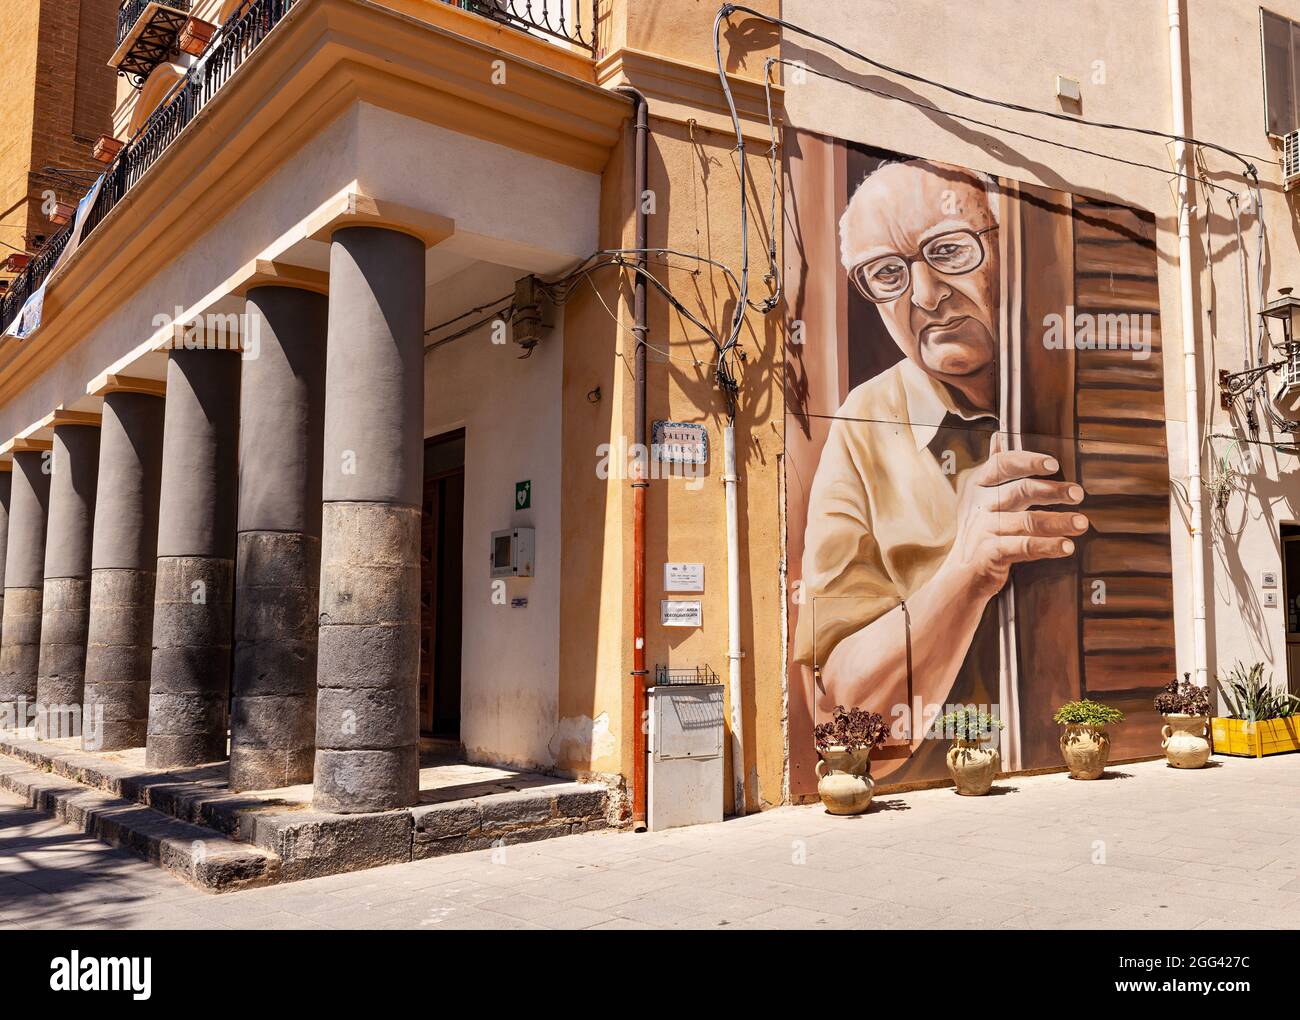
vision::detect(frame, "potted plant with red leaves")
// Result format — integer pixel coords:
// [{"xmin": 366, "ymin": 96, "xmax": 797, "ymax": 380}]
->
[
  {"xmin": 1154, "ymin": 672, "xmax": 1211, "ymax": 768},
  {"xmin": 813, "ymin": 705, "xmax": 889, "ymax": 815}
]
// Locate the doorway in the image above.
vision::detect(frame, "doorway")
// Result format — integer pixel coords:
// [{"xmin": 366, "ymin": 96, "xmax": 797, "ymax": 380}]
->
[
  {"xmin": 421, "ymin": 429, "xmax": 465, "ymax": 739},
  {"xmin": 1283, "ymin": 524, "xmax": 1300, "ymax": 696}
]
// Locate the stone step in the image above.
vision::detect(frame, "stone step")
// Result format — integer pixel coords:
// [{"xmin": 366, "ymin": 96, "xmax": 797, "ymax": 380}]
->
[
  {"xmin": 0, "ymin": 732, "xmax": 613, "ymax": 886},
  {"xmin": 0, "ymin": 758, "xmax": 280, "ymax": 893}
]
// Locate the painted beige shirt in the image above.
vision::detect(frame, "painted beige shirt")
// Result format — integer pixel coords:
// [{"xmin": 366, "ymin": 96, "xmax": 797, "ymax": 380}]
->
[{"xmin": 794, "ymin": 357, "xmax": 996, "ymax": 667}]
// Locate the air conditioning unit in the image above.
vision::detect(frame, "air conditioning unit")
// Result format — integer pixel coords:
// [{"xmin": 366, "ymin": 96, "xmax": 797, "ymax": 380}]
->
[
  {"xmin": 1285, "ymin": 131, "xmax": 1300, "ymax": 191},
  {"xmin": 1276, "ymin": 344, "xmax": 1300, "ymax": 419}
]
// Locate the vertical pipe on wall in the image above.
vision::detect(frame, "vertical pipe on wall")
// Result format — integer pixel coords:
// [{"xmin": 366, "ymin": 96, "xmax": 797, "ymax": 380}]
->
[
  {"xmin": 723, "ymin": 424, "xmax": 745, "ymax": 816},
  {"xmin": 617, "ymin": 85, "xmax": 649, "ymax": 829},
  {"xmin": 1168, "ymin": 0, "xmax": 1209, "ymax": 687}
]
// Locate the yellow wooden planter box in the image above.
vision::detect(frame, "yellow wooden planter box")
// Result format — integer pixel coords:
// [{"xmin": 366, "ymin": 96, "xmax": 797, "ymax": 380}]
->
[{"xmin": 1211, "ymin": 717, "xmax": 1300, "ymax": 758}]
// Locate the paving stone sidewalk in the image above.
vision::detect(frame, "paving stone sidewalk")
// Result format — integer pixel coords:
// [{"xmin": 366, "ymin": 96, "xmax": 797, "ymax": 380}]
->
[{"xmin": 2, "ymin": 753, "xmax": 1299, "ymax": 930}]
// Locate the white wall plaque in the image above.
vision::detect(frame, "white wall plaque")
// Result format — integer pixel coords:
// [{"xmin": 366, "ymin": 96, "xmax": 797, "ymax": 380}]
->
[
  {"xmin": 664, "ymin": 562, "xmax": 704, "ymax": 592},
  {"xmin": 653, "ymin": 421, "xmax": 709, "ymax": 465},
  {"xmin": 661, "ymin": 599, "xmax": 702, "ymax": 628}
]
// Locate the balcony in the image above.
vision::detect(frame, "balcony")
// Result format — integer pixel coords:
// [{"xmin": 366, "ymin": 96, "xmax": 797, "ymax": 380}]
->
[
  {"xmin": 1, "ymin": 0, "xmax": 603, "ymax": 338},
  {"xmin": 453, "ymin": 1, "xmax": 596, "ymax": 53},
  {"xmin": 111, "ymin": 1, "xmax": 195, "ymax": 87}
]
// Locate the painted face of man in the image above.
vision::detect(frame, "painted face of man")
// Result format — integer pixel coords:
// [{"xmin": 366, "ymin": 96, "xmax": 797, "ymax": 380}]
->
[{"xmin": 840, "ymin": 160, "xmax": 999, "ymax": 385}]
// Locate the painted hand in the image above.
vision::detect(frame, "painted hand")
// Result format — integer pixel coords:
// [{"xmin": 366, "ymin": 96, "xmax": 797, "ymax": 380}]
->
[{"xmin": 944, "ymin": 433, "xmax": 1088, "ymax": 600}]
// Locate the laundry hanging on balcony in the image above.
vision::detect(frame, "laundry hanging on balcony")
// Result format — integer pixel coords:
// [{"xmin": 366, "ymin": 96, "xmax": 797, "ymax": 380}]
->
[{"xmin": 3, "ymin": 174, "xmax": 105, "ymax": 342}]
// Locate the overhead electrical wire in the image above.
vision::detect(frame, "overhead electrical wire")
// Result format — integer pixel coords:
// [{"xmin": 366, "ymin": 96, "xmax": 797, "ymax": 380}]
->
[
  {"xmin": 440, "ymin": 4, "xmax": 1281, "ymax": 439},
  {"xmin": 763, "ymin": 58, "xmax": 1244, "ymax": 199},
  {"xmin": 713, "ymin": 3, "xmax": 1273, "ymax": 422}
]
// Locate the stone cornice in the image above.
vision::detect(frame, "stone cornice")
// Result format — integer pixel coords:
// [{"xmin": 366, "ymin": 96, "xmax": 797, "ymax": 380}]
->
[
  {"xmin": 0, "ymin": 0, "xmax": 629, "ymax": 411},
  {"xmin": 595, "ymin": 46, "xmax": 784, "ymax": 143}
]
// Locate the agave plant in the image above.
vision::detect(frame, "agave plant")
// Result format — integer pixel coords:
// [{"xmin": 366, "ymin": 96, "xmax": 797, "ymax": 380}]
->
[{"xmin": 1216, "ymin": 661, "xmax": 1300, "ymax": 721}]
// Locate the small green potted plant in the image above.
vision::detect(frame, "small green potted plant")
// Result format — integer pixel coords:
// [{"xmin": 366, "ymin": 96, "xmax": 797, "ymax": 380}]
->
[
  {"xmin": 813, "ymin": 705, "xmax": 889, "ymax": 815},
  {"xmin": 1053, "ymin": 700, "xmax": 1125, "ymax": 779},
  {"xmin": 1154, "ymin": 672, "xmax": 1211, "ymax": 768},
  {"xmin": 935, "ymin": 707, "xmax": 1004, "ymax": 796}
]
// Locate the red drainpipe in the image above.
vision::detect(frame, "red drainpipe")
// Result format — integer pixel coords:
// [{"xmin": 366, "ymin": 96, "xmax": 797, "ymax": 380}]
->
[{"xmin": 617, "ymin": 85, "xmax": 649, "ymax": 829}]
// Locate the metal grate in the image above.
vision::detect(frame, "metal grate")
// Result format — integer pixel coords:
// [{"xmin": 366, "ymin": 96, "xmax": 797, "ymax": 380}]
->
[{"xmin": 653, "ymin": 665, "xmax": 720, "ymax": 686}]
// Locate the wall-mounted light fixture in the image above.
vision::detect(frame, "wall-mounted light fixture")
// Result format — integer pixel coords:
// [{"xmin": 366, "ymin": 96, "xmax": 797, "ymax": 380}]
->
[{"xmin": 1219, "ymin": 288, "xmax": 1300, "ymax": 426}]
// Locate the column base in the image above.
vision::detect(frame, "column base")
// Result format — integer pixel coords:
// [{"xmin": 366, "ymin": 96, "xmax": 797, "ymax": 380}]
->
[
  {"xmin": 34, "ymin": 576, "xmax": 91, "ymax": 740},
  {"xmin": 83, "ymin": 567, "xmax": 155, "ymax": 751},
  {"xmin": 229, "ymin": 530, "xmax": 318, "ymax": 791},
  {"xmin": 0, "ymin": 585, "xmax": 43, "ymax": 718},
  {"xmin": 145, "ymin": 555, "xmax": 232, "ymax": 769},
  {"xmin": 313, "ymin": 502, "xmax": 420, "ymax": 813}
]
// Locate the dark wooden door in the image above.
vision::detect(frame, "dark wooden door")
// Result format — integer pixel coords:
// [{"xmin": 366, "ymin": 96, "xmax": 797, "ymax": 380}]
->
[{"xmin": 421, "ymin": 431, "xmax": 465, "ymax": 739}]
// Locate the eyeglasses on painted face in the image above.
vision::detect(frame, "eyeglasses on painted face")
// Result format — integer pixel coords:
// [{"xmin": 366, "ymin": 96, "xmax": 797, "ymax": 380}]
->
[{"xmin": 849, "ymin": 226, "xmax": 997, "ymax": 303}]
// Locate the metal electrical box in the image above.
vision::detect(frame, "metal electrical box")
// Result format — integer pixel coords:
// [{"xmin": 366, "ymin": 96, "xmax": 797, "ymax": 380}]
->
[
  {"xmin": 490, "ymin": 527, "xmax": 534, "ymax": 578},
  {"xmin": 647, "ymin": 682, "xmax": 724, "ymax": 831}
]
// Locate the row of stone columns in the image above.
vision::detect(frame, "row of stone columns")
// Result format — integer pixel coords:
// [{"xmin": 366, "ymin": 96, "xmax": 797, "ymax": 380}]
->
[{"xmin": 0, "ymin": 225, "xmax": 425, "ymax": 814}]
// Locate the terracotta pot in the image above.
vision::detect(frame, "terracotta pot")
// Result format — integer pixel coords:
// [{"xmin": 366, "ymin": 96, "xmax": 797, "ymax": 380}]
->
[
  {"xmin": 1162, "ymin": 713, "xmax": 1211, "ymax": 768},
  {"xmin": 1059, "ymin": 724, "xmax": 1110, "ymax": 779},
  {"xmin": 92, "ymin": 135, "xmax": 124, "ymax": 164},
  {"xmin": 946, "ymin": 738, "xmax": 999, "ymax": 795},
  {"xmin": 815, "ymin": 745, "xmax": 875, "ymax": 815}
]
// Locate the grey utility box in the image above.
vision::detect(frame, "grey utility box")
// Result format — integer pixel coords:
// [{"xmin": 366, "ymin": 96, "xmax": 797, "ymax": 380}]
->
[{"xmin": 647, "ymin": 683, "xmax": 724, "ymax": 831}]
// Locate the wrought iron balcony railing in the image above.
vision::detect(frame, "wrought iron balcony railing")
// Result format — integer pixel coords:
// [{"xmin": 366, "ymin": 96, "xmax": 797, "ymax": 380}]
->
[
  {"xmin": 454, "ymin": 0, "xmax": 596, "ymax": 52},
  {"xmin": 1, "ymin": 0, "xmax": 599, "ymax": 336},
  {"xmin": 117, "ymin": 0, "xmax": 194, "ymax": 45}
]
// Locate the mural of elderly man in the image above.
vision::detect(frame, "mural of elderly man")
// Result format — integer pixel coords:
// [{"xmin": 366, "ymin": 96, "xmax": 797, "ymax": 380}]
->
[{"xmin": 794, "ymin": 157, "xmax": 1090, "ymax": 768}]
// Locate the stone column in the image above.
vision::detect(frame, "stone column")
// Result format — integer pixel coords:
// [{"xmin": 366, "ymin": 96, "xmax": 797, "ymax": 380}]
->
[
  {"xmin": 146, "ymin": 347, "xmax": 241, "ymax": 768},
  {"xmin": 314, "ymin": 226, "xmax": 424, "ymax": 813},
  {"xmin": 83, "ymin": 391, "xmax": 165, "ymax": 751},
  {"xmin": 0, "ymin": 469, "xmax": 12, "ymax": 645},
  {"xmin": 35, "ymin": 423, "xmax": 100, "ymax": 740},
  {"xmin": 229, "ymin": 286, "xmax": 327, "ymax": 791},
  {"xmin": 0, "ymin": 448, "xmax": 51, "ymax": 726}
]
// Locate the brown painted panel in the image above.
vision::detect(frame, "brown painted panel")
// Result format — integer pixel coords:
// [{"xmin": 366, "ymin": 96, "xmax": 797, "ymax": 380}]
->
[
  {"xmin": 1104, "ymin": 692, "xmax": 1166, "ymax": 760},
  {"xmin": 1076, "ymin": 359, "xmax": 1164, "ymax": 390},
  {"xmin": 1075, "ymin": 273, "xmax": 1160, "ymax": 311},
  {"xmin": 1084, "ymin": 649, "xmax": 1177, "ymax": 691},
  {"xmin": 1083, "ymin": 615, "xmax": 1177, "ymax": 653},
  {"xmin": 1013, "ymin": 181, "xmax": 1082, "ymax": 768},
  {"xmin": 1073, "ymin": 204, "xmax": 1156, "ymax": 244},
  {"xmin": 1081, "ymin": 575, "xmax": 1175, "ymax": 615},
  {"xmin": 1078, "ymin": 387, "xmax": 1166, "ymax": 423},
  {"xmin": 1079, "ymin": 451, "xmax": 1171, "ymax": 494},
  {"xmin": 1076, "ymin": 421, "xmax": 1167, "ymax": 450},
  {"xmin": 1076, "ymin": 242, "xmax": 1157, "ymax": 276},
  {"xmin": 1086, "ymin": 500, "xmax": 1172, "ymax": 535},
  {"xmin": 1083, "ymin": 535, "xmax": 1175, "ymax": 574}
]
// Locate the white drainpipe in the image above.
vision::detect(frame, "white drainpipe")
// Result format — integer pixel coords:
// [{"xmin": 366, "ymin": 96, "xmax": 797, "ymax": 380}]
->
[
  {"xmin": 1168, "ymin": 0, "xmax": 1209, "ymax": 687},
  {"xmin": 723, "ymin": 423, "xmax": 745, "ymax": 815}
]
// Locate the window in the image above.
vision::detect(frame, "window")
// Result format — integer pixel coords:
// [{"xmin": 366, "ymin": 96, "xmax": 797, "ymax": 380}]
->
[{"xmin": 1262, "ymin": 8, "xmax": 1300, "ymax": 135}]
